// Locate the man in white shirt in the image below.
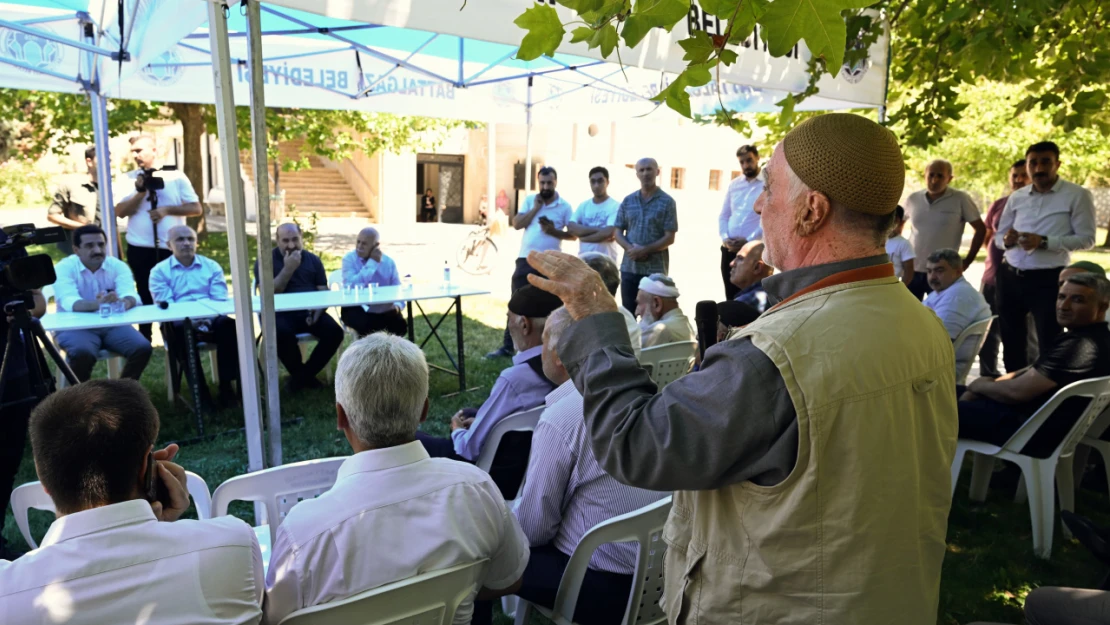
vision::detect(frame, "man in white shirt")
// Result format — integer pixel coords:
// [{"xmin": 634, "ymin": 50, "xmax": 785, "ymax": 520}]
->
[
  {"xmin": 513, "ymin": 307, "xmax": 666, "ymax": 624},
  {"xmin": 52, "ymin": 224, "xmax": 152, "ymax": 381},
  {"xmin": 923, "ymin": 248, "xmax": 992, "ymax": 377},
  {"xmin": 636, "ymin": 274, "xmax": 694, "ymax": 349},
  {"xmin": 487, "ymin": 166, "xmax": 574, "ymax": 359},
  {"xmin": 0, "ymin": 379, "xmax": 264, "ymax": 625},
  {"xmin": 719, "ymin": 144, "xmax": 764, "ymax": 300},
  {"xmin": 265, "ymin": 334, "xmax": 529, "ymax": 625},
  {"xmin": 904, "ymin": 159, "xmax": 986, "ymax": 301},
  {"xmin": 114, "ymin": 134, "xmax": 203, "ymax": 341},
  {"xmin": 568, "ymin": 166, "xmax": 620, "ymax": 261},
  {"xmin": 886, "ymin": 205, "xmax": 916, "ymax": 287},
  {"xmin": 579, "ymin": 252, "xmax": 641, "ymax": 357},
  {"xmin": 995, "ymin": 141, "xmax": 1097, "ymax": 373}
]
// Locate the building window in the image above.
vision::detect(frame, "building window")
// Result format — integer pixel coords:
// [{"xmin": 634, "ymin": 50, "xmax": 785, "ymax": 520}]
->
[
  {"xmin": 731, "ymin": 170, "xmax": 742, "ymax": 180},
  {"xmin": 670, "ymin": 167, "xmax": 685, "ymax": 190},
  {"xmin": 709, "ymin": 170, "xmax": 722, "ymax": 191}
]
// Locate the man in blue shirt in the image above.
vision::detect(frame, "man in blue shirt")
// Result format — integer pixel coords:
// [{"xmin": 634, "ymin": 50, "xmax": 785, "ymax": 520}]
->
[
  {"xmin": 150, "ymin": 225, "xmax": 239, "ymax": 405},
  {"xmin": 53, "ymin": 224, "xmax": 152, "ymax": 382},
  {"xmin": 417, "ymin": 285, "xmax": 561, "ymax": 494},
  {"xmin": 729, "ymin": 240, "xmax": 772, "ymax": 313},
  {"xmin": 614, "ymin": 158, "xmax": 678, "ymax": 312},
  {"xmin": 255, "ymin": 223, "xmax": 343, "ymax": 391},
  {"xmin": 922, "ymin": 248, "xmax": 991, "ymax": 377},
  {"xmin": 339, "ymin": 227, "xmax": 406, "ymax": 337}
]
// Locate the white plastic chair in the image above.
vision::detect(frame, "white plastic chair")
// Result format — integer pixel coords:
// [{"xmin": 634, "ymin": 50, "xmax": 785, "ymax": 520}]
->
[
  {"xmin": 163, "ymin": 341, "xmax": 219, "ymax": 399},
  {"xmin": 953, "ymin": 315, "xmax": 996, "ymax": 385},
  {"xmin": 277, "ymin": 560, "xmax": 488, "ymax": 625},
  {"xmin": 1077, "ymin": 407, "xmax": 1110, "ymax": 494},
  {"xmin": 639, "ymin": 341, "xmax": 696, "ymax": 387},
  {"xmin": 510, "ymin": 497, "xmax": 672, "ymax": 625},
  {"xmin": 211, "ymin": 457, "xmax": 346, "ymax": 545},
  {"xmin": 41, "ymin": 284, "xmax": 125, "ymax": 386},
  {"xmin": 11, "ymin": 472, "xmax": 213, "ymax": 549},
  {"xmin": 474, "ymin": 406, "xmax": 544, "ymax": 500},
  {"xmin": 950, "ymin": 376, "xmax": 1110, "ymax": 558}
]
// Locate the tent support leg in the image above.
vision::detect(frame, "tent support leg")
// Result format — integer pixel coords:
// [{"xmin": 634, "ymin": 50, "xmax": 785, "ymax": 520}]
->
[
  {"xmin": 245, "ymin": 0, "xmax": 283, "ymax": 467},
  {"xmin": 523, "ymin": 77, "xmax": 533, "ymax": 194},
  {"xmin": 89, "ymin": 92, "xmax": 118, "ymax": 259},
  {"xmin": 487, "ymin": 122, "xmax": 496, "ymax": 221},
  {"xmin": 206, "ymin": 0, "xmax": 266, "ymax": 478}
]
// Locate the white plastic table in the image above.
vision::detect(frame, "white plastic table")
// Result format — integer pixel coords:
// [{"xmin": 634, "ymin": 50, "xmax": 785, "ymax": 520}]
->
[{"xmin": 207, "ymin": 283, "xmax": 490, "ymax": 392}]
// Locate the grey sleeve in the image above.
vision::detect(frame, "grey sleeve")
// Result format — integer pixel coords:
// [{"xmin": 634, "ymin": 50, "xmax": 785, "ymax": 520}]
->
[{"xmin": 559, "ymin": 312, "xmax": 798, "ymax": 491}]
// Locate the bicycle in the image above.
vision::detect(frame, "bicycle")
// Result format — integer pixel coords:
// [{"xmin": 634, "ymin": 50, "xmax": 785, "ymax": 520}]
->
[{"xmin": 456, "ymin": 221, "xmax": 499, "ymax": 276}]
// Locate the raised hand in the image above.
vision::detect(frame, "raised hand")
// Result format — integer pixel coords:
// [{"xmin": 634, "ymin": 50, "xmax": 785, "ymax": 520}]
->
[{"xmin": 526, "ymin": 250, "xmax": 618, "ymax": 320}]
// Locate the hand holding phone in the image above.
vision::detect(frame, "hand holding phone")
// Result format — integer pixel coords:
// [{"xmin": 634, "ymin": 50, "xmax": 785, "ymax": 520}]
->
[{"xmin": 146, "ymin": 452, "xmax": 190, "ymax": 522}]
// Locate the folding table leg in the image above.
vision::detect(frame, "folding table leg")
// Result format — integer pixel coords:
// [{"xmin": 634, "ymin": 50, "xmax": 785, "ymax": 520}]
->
[
  {"xmin": 182, "ymin": 318, "xmax": 205, "ymax": 436},
  {"xmin": 456, "ymin": 296, "xmax": 465, "ymax": 391}
]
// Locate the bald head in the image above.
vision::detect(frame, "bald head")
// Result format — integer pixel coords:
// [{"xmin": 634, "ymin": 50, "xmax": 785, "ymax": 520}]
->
[
  {"xmin": 925, "ymin": 159, "xmax": 953, "ymax": 195},
  {"xmin": 635, "ymin": 157, "xmax": 660, "ymax": 191},
  {"xmin": 356, "ymin": 226, "xmax": 382, "ymax": 261},
  {"xmin": 167, "ymin": 225, "xmax": 198, "ymax": 265},
  {"xmin": 730, "ymin": 239, "xmax": 772, "ymax": 290},
  {"xmin": 276, "ymin": 222, "xmax": 303, "ymax": 253}
]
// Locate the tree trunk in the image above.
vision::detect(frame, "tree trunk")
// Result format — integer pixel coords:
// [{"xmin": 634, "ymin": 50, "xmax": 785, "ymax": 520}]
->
[
  {"xmin": 169, "ymin": 102, "xmax": 207, "ymax": 240},
  {"xmin": 1103, "ymin": 221, "xmax": 1110, "ymax": 248}
]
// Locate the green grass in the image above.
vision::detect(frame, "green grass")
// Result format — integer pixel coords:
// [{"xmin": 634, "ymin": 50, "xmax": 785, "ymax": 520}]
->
[{"xmin": 12, "ymin": 233, "xmax": 1110, "ymax": 624}]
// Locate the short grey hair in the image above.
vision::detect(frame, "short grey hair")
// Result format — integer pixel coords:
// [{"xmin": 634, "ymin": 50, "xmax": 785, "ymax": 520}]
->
[
  {"xmin": 927, "ymin": 159, "xmax": 953, "ymax": 176},
  {"xmin": 926, "ymin": 248, "xmax": 962, "ymax": 269},
  {"xmin": 335, "ymin": 334, "xmax": 429, "ymax": 447},
  {"xmin": 544, "ymin": 306, "xmax": 574, "ymax": 353},
  {"xmin": 1065, "ymin": 273, "xmax": 1110, "ymax": 306},
  {"xmin": 580, "ymin": 252, "xmax": 620, "ymax": 296}
]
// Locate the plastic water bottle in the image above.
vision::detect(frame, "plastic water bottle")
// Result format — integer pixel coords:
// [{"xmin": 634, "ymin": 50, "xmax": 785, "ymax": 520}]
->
[{"xmin": 443, "ymin": 261, "xmax": 451, "ymax": 285}]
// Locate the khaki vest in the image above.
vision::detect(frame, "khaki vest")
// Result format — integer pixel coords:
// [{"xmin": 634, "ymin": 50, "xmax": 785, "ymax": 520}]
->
[{"xmin": 662, "ymin": 271, "xmax": 957, "ymax": 624}]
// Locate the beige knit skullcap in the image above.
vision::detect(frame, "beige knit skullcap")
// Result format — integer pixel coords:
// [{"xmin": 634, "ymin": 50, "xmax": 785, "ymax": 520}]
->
[{"xmin": 782, "ymin": 113, "xmax": 905, "ymax": 215}]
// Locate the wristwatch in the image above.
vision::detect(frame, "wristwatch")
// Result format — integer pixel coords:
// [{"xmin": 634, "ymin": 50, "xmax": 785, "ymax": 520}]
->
[{"xmin": 1039, "ymin": 236, "xmax": 1048, "ymax": 250}]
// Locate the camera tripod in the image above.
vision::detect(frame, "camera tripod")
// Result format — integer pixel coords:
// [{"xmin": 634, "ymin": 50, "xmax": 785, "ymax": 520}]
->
[{"xmin": 0, "ymin": 297, "xmax": 78, "ymax": 412}]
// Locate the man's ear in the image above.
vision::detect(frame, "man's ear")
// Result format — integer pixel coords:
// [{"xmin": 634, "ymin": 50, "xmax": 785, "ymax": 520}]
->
[
  {"xmin": 336, "ymin": 403, "xmax": 349, "ymax": 431},
  {"xmin": 520, "ymin": 315, "xmax": 533, "ymax": 336},
  {"xmin": 795, "ymin": 191, "xmax": 834, "ymax": 237},
  {"xmin": 419, "ymin": 398, "xmax": 429, "ymax": 424}
]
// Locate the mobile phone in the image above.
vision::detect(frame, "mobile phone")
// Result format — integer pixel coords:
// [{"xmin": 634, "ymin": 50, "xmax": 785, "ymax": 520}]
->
[{"xmin": 145, "ymin": 452, "xmax": 170, "ymax": 504}]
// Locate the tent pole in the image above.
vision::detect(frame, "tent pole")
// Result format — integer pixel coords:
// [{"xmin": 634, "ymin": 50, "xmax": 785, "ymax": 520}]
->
[
  {"xmin": 487, "ymin": 122, "xmax": 496, "ymax": 220},
  {"xmin": 206, "ymin": 0, "xmax": 266, "ymax": 478},
  {"xmin": 245, "ymin": 0, "xmax": 283, "ymax": 467},
  {"xmin": 80, "ymin": 17, "xmax": 117, "ymax": 259},
  {"xmin": 524, "ymin": 76, "xmax": 533, "ymax": 193}
]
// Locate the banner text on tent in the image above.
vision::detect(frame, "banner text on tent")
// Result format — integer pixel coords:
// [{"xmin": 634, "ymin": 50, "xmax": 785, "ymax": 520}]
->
[{"xmin": 237, "ymin": 65, "xmax": 456, "ymax": 100}]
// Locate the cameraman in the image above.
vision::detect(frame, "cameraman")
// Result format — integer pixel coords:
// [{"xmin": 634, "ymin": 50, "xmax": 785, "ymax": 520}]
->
[
  {"xmin": 115, "ymin": 135, "xmax": 202, "ymax": 341},
  {"xmin": 0, "ymin": 232, "xmax": 46, "ymax": 559}
]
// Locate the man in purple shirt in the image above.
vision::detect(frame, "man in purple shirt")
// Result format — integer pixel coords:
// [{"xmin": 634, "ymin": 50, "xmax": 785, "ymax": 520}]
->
[
  {"xmin": 416, "ymin": 285, "xmax": 561, "ymax": 493},
  {"xmin": 979, "ymin": 159, "xmax": 1030, "ymax": 377}
]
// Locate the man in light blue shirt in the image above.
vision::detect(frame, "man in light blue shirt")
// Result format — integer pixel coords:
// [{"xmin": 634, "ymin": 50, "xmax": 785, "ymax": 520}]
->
[
  {"xmin": 923, "ymin": 248, "xmax": 992, "ymax": 377},
  {"xmin": 150, "ymin": 225, "xmax": 239, "ymax": 405},
  {"xmin": 52, "ymin": 225, "xmax": 152, "ymax": 382},
  {"xmin": 339, "ymin": 227, "xmax": 407, "ymax": 337},
  {"xmin": 417, "ymin": 285, "xmax": 561, "ymax": 496}
]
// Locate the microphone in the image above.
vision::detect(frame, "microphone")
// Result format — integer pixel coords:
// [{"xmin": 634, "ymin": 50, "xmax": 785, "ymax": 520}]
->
[
  {"xmin": 157, "ymin": 301, "xmax": 169, "ymax": 310},
  {"xmin": 694, "ymin": 300, "xmax": 719, "ymax": 361}
]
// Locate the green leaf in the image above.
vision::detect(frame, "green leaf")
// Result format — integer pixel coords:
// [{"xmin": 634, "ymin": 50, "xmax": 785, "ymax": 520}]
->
[
  {"xmin": 621, "ymin": 0, "xmax": 691, "ymax": 48},
  {"xmin": 759, "ymin": 0, "xmax": 873, "ymax": 73},
  {"xmin": 699, "ymin": 0, "xmax": 739, "ymax": 17},
  {"xmin": 719, "ymin": 48, "xmax": 739, "ymax": 65},
  {"xmin": 558, "ymin": 0, "xmax": 606, "ymax": 11},
  {"xmin": 727, "ymin": 0, "xmax": 769, "ymax": 44},
  {"xmin": 684, "ymin": 63, "xmax": 715, "ymax": 87},
  {"xmin": 776, "ymin": 92, "xmax": 797, "ymax": 125},
  {"xmin": 514, "ymin": 4, "xmax": 566, "ymax": 60},
  {"xmin": 678, "ymin": 31, "xmax": 716, "ymax": 63},
  {"xmin": 570, "ymin": 26, "xmax": 594, "ymax": 44},
  {"xmin": 593, "ymin": 23, "xmax": 620, "ymax": 57}
]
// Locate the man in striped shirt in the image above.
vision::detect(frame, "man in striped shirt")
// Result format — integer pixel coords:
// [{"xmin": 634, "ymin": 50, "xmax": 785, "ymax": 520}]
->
[{"xmin": 511, "ymin": 306, "xmax": 666, "ymax": 625}]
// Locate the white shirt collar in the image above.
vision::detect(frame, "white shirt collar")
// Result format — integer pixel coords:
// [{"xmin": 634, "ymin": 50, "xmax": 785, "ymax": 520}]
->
[
  {"xmin": 336, "ymin": 441, "xmax": 429, "ymax": 482},
  {"xmin": 40, "ymin": 499, "xmax": 157, "ymax": 547}
]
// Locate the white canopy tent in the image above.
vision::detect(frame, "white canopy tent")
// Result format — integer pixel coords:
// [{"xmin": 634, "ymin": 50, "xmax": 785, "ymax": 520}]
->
[{"xmin": 0, "ymin": 0, "xmax": 888, "ymax": 473}]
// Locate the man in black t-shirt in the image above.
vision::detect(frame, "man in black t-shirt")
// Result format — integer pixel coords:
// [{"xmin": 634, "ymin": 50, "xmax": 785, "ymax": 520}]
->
[
  {"xmin": 255, "ymin": 223, "xmax": 343, "ymax": 391},
  {"xmin": 958, "ymin": 272, "xmax": 1110, "ymax": 457}
]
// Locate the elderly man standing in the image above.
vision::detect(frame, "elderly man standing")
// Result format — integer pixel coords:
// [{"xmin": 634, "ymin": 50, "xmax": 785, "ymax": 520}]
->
[
  {"xmin": 729, "ymin": 240, "xmax": 773, "ymax": 312},
  {"xmin": 340, "ymin": 226, "xmax": 406, "ymax": 337},
  {"xmin": 255, "ymin": 222, "xmax": 343, "ymax": 391},
  {"xmin": 904, "ymin": 159, "xmax": 986, "ymax": 301},
  {"xmin": 526, "ymin": 113, "xmax": 956, "ymax": 624},
  {"xmin": 995, "ymin": 141, "xmax": 1097, "ymax": 374},
  {"xmin": 614, "ymin": 158, "xmax": 677, "ymax": 312},
  {"xmin": 719, "ymin": 145, "xmax": 764, "ymax": 300},
  {"xmin": 923, "ymin": 248, "xmax": 992, "ymax": 377},
  {"xmin": 635, "ymin": 274, "xmax": 694, "ymax": 349},
  {"xmin": 149, "ymin": 225, "xmax": 239, "ymax": 406}
]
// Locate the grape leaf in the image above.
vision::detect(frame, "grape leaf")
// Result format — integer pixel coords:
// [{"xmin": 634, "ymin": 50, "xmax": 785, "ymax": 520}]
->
[
  {"xmin": 515, "ymin": 4, "xmax": 566, "ymax": 61},
  {"xmin": 558, "ymin": 0, "xmax": 606, "ymax": 11},
  {"xmin": 592, "ymin": 23, "xmax": 620, "ymax": 57},
  {"xmin": 570, "ymin": 26, "xmax": 594, "ymax": 44},
  {"xmin": 678, "ymin": 31, "xmax": 717, "ymax": 63},
  {"xmin": 759, "ymin": 0, "xmax": 873, "ymax": 73},
  {"xmin": 621, "ymin": 0, "xmax": 691, "ymax": 48},
  {"xmin": 726, "ymin": 0, "xmax": 769, "ymax": 45}
]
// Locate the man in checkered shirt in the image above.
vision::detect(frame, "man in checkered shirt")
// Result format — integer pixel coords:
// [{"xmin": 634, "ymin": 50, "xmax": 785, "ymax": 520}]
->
[{"xmin": 613, "ymin": 157, "xmax": 678, "ymax": 312}]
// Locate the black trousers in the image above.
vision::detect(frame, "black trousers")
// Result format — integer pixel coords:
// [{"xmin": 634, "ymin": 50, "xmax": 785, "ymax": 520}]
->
[
  {"xmin": 340, "ymin": 306, "xmax": 408, "ymax": 337},
  {"xmin": 978, "ymin": 282, "xmax": 1002, "ymax": 378},
  {"xmin": 997, "ymin": 263, "xmax": 1062, "ymax": 373},
  {"xmin": 126, "ymin": 245, "xmax": 172, "ymax": 340},
  {"xmin": 274, "ymin": 310, "xmax": 344, "ymax": 385},
  {"xmin": 908, "ymin": 271, "xmax": 930, "ymax": 301},
  {"xmin": 162, "ymin": 316, "xmax": 239, "ymax": 399},
  {"xmin": 621, "ymin": 271, "xmax": 647, "ymax": 314},
  {"xmin": 0, "ymin": 377, "xmax": 34, "ymax": 541},
  {"xmin": 516, "ymin": 544, "xmax": 635, "ymax": 625},
  {"xmin": 502, "ymin": 258, "xmax": 541, "ymax": 351},
  {"xmin": 721, "ymin": 246, "xmax": 739, "ymax": 301}
]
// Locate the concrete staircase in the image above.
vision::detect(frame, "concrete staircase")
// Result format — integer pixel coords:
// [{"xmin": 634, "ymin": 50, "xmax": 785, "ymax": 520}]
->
[{"xmin": 242, "ymin": 139, "xmax": 369, "ymax": 219}]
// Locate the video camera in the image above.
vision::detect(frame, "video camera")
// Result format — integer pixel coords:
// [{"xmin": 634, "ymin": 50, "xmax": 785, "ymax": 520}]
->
[
  {"xmin": 0, "ymin": 224, "xmax": 63, "ymax": 295},
  {"xmin": 136, "ymin": 164, "xmax": 176, "ymax": 192}
]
